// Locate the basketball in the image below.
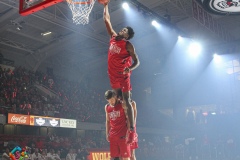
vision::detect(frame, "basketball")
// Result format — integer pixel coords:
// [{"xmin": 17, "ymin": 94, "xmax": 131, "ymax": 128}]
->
[{"xmin": 98, "ymin": 0, "xmax": 109, "ymax": 5}]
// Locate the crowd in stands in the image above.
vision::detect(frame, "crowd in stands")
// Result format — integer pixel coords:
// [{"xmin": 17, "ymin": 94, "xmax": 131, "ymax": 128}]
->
[
  {"xmin": 0, "ymin": 131, "xmax": 108, "ymax": 150},
  {"xmin": 2, "ymin": 65, "xmax": 240, "ymax": 160},
  {"xmin": 0, "ymin": 65, "xmax": 178, "ymax": 128},
  {"xmin": 1, "ymin": 131, "xmax": 240, "ymax": 160},
  {"xmin": 1, "ymin": 134, "xmax": 97, "ymax": 160},
  {"xmin": 0, "ymin": 66, "xmax": 106, "ymax": 123}
]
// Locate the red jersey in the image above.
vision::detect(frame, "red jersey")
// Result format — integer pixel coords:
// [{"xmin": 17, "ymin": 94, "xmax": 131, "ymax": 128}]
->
[
  {"xmin": 106, "ymin": 102, "xmax": 128, "ymax": 138},
  {"xmin": 108, "ymin": 37, "xmax": 132, "ymax": 75}
]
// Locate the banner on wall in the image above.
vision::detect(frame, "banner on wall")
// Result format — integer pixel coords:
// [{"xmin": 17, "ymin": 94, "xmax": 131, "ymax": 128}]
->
[
  {"xmin": 7, "ymin": 113, "xmax": 76, "ymax": 128},
  {"xmin": 30, "ymin": 116, "xmax": 60, "ymax": 127},
  {"xmin": 8, "ymin": 113, "xmax": 30, "ymax": 125},
  {"xmin": 87, "ymin": 149, "xmax": 110, "ymax": 160},
  {"xmin": 60, "ymin": 118, "xmax": 77, "ymax": 128}
]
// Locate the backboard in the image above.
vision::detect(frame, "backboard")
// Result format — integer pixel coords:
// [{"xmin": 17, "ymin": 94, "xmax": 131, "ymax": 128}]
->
[{"xmin": 19, "ymin": 0, "xmax": 63, "ymax": 16}]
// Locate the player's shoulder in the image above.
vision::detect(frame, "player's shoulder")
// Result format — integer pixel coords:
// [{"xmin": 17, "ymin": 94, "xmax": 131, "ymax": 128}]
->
[
  {"xmin": 131, "ymin": 100, "xmax": 136, "ymax": 107},
  {"xmin": 111, "ymin": 34, "xmax": 117, "ymax": 39},
  {"xmin": 105, "ymin": 104, "xmax": 109, "ymax": 110},
  {"xmin": 126, "ymin": 41, "xmax": 134, "ymax": 50},
  {"xmin": 131, "ymin": 100, "xmax": 136, "ymax": 104},
  {"xmin": 126, "ymin": 40, "xmax": 133, "ymax": 45}
]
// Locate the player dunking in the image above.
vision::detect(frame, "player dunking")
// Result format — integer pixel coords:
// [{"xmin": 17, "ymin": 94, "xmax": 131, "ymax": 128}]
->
[
  {"xmin": 105, "ymin": 90, "xmax": 131, "ymax": 160},
  {"xmin": 103, "ymin": 0, "xmax": 140, "ymax": 144}
]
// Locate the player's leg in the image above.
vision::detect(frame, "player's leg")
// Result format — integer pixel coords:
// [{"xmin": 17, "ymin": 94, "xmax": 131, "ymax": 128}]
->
[
  {"xmin": 122, "ymin": 91, "xmax": 134, "ymax": 127},
  {"xmin": 119, "ymin": 158, "xmax": 130, "ymax": 160},
  {"xmin": 130, "ymin": 149, "xmax": 136, "ymax": 160},
  {"xmin": 110, "ymin": 138, "xmax": 121, "ymax": 160},
  {"xmin": 108, "ymin": 73, "xmax": 122, "ymax": 99},
  {"xmin": 122, "ymin": 91, "xmax": 134, "ymax": 143},
  {"xmin": 130, "ymin": 138, "xmax": 138, "ymax": 160},
  {"xmin": 119, "ymin": 138, "xmax": 131, "ymax": 160},
  {"xmin": 121, "ymin": 76, "xmax": 135, "ymax": 144},
  {"xmin": 113, "ymin": 88, "xmax": 122, "ymax": 99},
  {"xmin": 108, "ymin": 73, "xmax": 121, "ymax": 97}
]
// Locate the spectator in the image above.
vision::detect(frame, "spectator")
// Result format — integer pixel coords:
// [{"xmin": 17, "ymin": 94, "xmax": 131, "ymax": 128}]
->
[
  {"xmin": 47, "ymin": 149, "xmax": 60, "ymax": 160},
  {"xmin": 66, "ymin": 149, "xmax": 76, "ymax": 160},
  {"xmin": 2, "ymin": 148, "xmax": 10, "ymax": 160},
  {"xmin": 32, "ymin": 148, "xmax": 42, "ymax": 160}
]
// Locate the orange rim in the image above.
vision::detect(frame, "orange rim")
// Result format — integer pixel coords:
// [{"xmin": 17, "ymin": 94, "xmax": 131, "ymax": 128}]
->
[{"xmin": 66, "ymin": 0, "xmax": 92, "ymax": 4}]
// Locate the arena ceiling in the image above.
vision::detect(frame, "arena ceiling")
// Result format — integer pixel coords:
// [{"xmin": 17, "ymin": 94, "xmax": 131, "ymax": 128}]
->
[{"xmin": 0, "ymin": 0, "xmax": 240, "ymax": 98}]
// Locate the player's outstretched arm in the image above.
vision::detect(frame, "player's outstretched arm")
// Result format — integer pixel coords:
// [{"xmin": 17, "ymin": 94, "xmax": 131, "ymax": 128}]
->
[{"xmin": 103, "ymin": 2, "xmax": 117, "ymax": 37}]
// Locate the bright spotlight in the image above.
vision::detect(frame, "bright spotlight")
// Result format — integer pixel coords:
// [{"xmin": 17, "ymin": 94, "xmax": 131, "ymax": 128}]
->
[
  {"xmin": 178, "ymin": 35, "xmax": 183, "ymax": 41},
  {"xmin": 151, "ymin": 20, "xmax": 160, "ymax": 28},
  {"xmin": 213, "ymin": 53, "xmax": 221, "ymax": 63},
  {"xmin": 122, "ymin": 2, "xmax": 129, "ymax": 10},
  {"xmin": 188, "ymin": 42, "xmax": 202, "ymax": 57}
]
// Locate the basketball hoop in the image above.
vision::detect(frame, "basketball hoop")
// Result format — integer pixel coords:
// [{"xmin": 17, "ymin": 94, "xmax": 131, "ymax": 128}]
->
[{"xmin": 66, "ymin": 0, "xmax": 96, "ymax": 25}]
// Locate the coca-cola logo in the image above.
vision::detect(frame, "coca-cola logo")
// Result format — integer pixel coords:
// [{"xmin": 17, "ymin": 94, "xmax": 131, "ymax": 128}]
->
[
  {"xmin": 11, "ymin": 115, "xmax": 27, "ymax": 123},
  {"xmin": 8, "ymin": 113, "xmax": 30, "ymax": 125}
]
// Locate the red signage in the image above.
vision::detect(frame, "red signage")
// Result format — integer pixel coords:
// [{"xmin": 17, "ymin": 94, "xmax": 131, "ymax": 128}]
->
[
  {"xmin": 88, "ymin": 149, "xmax": 110, "ymax": 160},
  {"xmin": 7, "ymin": 113, "xmax": 76, "ymax": 128},
  {"xmin": 8, "ymin": 113, "xmax": 30, "ymax": 125}
]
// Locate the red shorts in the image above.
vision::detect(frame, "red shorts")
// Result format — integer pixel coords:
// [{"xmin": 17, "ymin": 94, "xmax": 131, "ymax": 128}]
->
[
  {"xmin": 130, "ymin": 132, "xmax": 138, "ymax": 150},
  {"xmin": 108, "ymin": 71, "xmax": 132, "ymax": 92},
  {"xmin": 109, "ymin": 136, "xmax": 131, "ymax": 158},
  {"xmin": 130, "ymin": 142, "xmax": 139, "ymax": 150}
]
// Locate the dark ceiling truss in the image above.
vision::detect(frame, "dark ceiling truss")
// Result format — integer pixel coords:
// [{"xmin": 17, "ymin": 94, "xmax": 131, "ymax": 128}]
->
[
  {"xmin": 128, "ymin": 0, "xmax": 187, "ymax": 36},
  {"xmin": 0, "ymin": 37, "xmax": 34, "ymax": 54}
]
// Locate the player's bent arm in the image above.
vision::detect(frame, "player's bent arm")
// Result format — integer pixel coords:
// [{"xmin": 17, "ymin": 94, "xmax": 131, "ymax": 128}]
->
[
  {"xmin": 105, "ymin": 105, "xmax": 110, "ymax": 141},
  {"xmin": 131, "ymin": 101, "xmax": 137, "ymax": 126},
  {"xmin": 126, "ymin": 42, "xmax": 140, "ymax": 71},
  {"xmin": 103, "ymin": 4, "xmax": 117, "ymax": 37}
]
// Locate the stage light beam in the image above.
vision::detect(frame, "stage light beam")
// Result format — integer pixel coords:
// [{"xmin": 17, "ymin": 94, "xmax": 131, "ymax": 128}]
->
[
  {"xmin": 178, "ymin": 35, "xmax": 183, "ymax": 41},
  {"xmin": 122, "ymin": 2, "xmax": 129, "ymax": 10},
  {"xmin": 188, "ymin": 42, "xmax": 202, "ymax": 57},
  {"xmin": 213, "ymin": 53, "xmax": 222, "ymax": 63},
  {"xmin": 151, "ymin": 20, "xmax": 160, "ymax": 28}
]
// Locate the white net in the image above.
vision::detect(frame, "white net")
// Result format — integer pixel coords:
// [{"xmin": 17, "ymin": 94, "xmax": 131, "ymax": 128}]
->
[{"xmin": 66, "ymin": 0, "xmax": 96, "ymax": 25}]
